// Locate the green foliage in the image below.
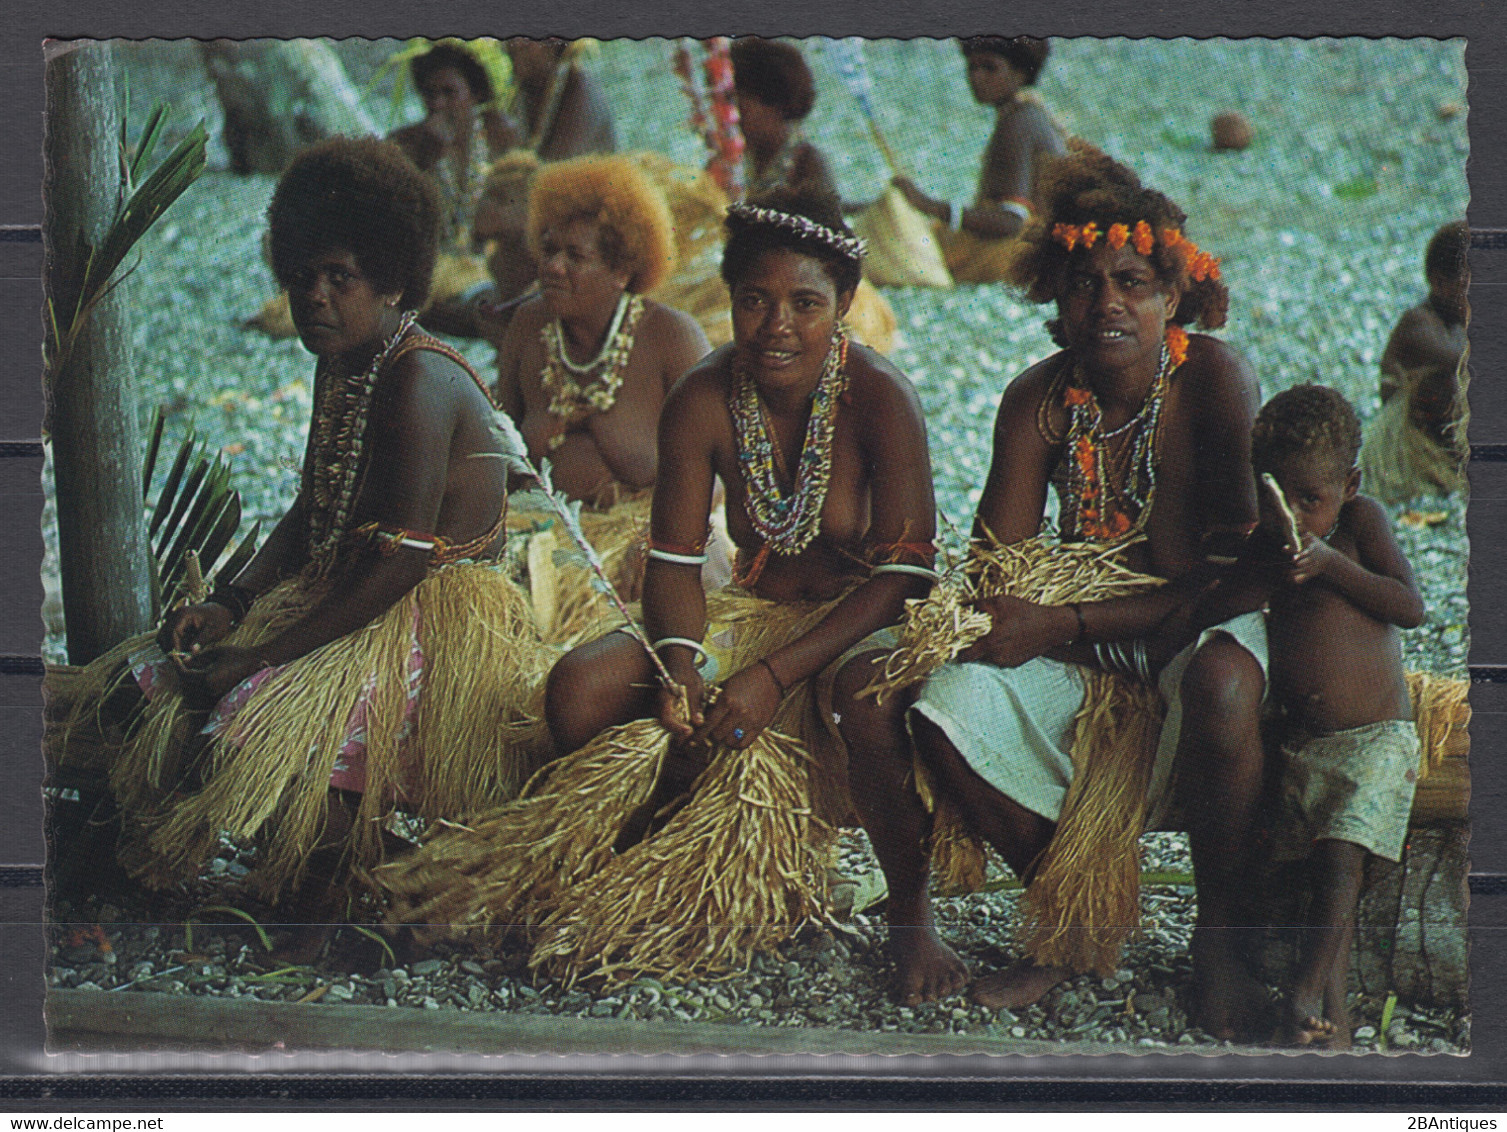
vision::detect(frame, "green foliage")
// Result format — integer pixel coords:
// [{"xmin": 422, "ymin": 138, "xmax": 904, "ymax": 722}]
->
[
  {"xmin": 184, "ymin": 903, "xmax": 274, "ymax": 953},
  {"xmin": 142, "ymin": 406, "xmax": 261, "ymax": 619},
  {"xmin": 46, "ymin": 103, "xmax": 207, "ymax": 381}
]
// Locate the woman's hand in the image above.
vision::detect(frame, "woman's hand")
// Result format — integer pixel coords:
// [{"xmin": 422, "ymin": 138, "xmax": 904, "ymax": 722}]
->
[
  {"xmin": 156, "ymin": 602, "xmax": 235, "ymax": 658},
  {"xmin": 657, "ymin": 664, "xmax": 708, "ymax": 741},
  {"xmin": 891, "ymin": 176, "xmax": 947, "ymax": 222},
  {"xmin": 687, "ymin": 661, "xmax": 783, "ymax": 751},
  {"xmin": 177, "ymin": 645, "xmax": 268, "ymax": 709},
  {"xmin": 957, "ymin": 593, "xmax": 1075, "ymax": 668}
]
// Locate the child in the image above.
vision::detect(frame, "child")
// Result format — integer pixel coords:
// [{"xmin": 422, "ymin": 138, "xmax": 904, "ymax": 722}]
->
[
  {"xmin": 1359, "ymin": 220, "xmax": 1470, "ymax": 502},
  {"xmin": 1244, "ymin": 384, "xmax": 1426, "ymax": 1047}
]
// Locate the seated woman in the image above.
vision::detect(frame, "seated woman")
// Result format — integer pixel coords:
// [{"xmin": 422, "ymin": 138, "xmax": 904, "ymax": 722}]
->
[
  {"xmin": 494, "ymin": 154, "xmax": 711, "ymax": 643},
  {"xmin": 387, "ymin": 41, "xmax": 520, "ymax": 337},
  {"xmin": 834, "ymin": 143, "xmax": 1270, "ymax": 1041},
  {"xmin": 247, "ymin": 41, "xmax": 515, "ymax": 341},
  {"xmin": 892, "ymin": 36, "xmax": 1065, "ymax": 284},
  {"xmin": 505, "ymin": 37, "xmax": 617, "ymax": 160},
  {"xmin": 1359, "ymin": 220, "xmax": 1470, "ymax": 503},
  {"xmin": 91, "ymin": 138, "xmax": 550, "ymax": 958},
  {"xmin": 546, "ymin": 186, "xmax": 935, "ymax": 827},
  {"xmin": 687, "ymin": 37, "xmax": 895, "ymax": 354},
  {"xmin": 730, "ymin": 38, "xmax": 838, "ymax": 199}
]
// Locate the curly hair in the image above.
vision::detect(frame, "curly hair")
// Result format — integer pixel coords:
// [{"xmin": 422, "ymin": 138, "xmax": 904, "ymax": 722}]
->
[
  {"xmin": 268, "ymin": 137, "xmax": 440, "ymax": 309},
  {"xmin": 525, "ymin": 155, "xmax": 676, "ymax": 294},
  {"xmin": 721, "ymin": 184, "xmax": 862, "ymax": 297},
  {"xmin": 731, "ymin": 38, "xmax": 816, "ymax": 121},
  {"xmin": 1008, "ymin": 140, "xmax": 1230, "ymax": 344},
  {"xmin": 1425, "ymin": 219, "xmax": 1469, "ymax": 282},
  {"xmin": 1250, "ymin": 384, "xmax": 1363, "ymax": 476},
  {"xmin": 959, "ymin": 36, "xmax": 1051, "ymax": 85},
  {"xmin": 411, "ymin": 41, "xmax": 494, "ymax": 104}
]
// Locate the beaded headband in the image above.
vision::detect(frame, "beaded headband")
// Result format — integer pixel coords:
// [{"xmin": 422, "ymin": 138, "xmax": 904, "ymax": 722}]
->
[
  {"xmin": 1051, "ymin": 219, "xmax": 1222, "ymax": 283},
  {"xmin": 726, "ymin": 202, "xmax": 867, "ymax": 263}
]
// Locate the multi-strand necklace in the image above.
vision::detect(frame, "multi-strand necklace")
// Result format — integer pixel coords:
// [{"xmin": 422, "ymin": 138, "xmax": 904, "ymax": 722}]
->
[
  {"xmin": 730, "ymin": 327, "xmax": 849, "ymax": 557},
  {"xmin": 304, "ymin": 310, "xmax": 419, "ymax": 571},
  {"xmin": 1051, "ymin": 338, "xmax": 1174, "ymax": 542},
  {"xmin": 435, "ymin": 112, "xmax": 491, "ymax": 249},
  {"xmin": 539, "ymin": 292, "xmax": 646, "ymax": 444}
]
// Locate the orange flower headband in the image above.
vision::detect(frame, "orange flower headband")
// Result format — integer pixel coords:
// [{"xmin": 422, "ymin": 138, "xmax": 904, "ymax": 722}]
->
[{"xmin": 1050, "ymin": 219, "xmax": 1222, "ymax": 283}]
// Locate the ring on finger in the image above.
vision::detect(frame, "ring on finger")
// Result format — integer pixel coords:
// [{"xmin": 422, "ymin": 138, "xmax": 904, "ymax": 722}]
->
[{"xmin": 732, "ymin": 726, "xmax": 745, "ymax": 742}]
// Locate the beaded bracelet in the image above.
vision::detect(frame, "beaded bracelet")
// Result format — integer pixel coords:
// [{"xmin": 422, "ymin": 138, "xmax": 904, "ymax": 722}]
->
[
  {"xmin": 652, "ymin": 636, "xmax": 708, "ymax": 666},
  {"xmin": 757, "ymin": 657, "xmax": 788, "ymax": 699}
]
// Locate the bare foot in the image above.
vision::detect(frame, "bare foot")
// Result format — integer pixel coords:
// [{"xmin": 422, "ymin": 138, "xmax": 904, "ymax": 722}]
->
[
  {"xmin": 1278, "ymin": 990, "xmax": 1338, "ymax": 1047},
  {"xmin": 888, "ymin": 924, "xmax": 970, "ymax": 1005},
  {"xmin": 970, "ymin": 960, "xmax": 1072, "ymax": 1011},
  {"xmin": 1192, "ymin": 930, "xmax": 1272, "ymax": 1042}
]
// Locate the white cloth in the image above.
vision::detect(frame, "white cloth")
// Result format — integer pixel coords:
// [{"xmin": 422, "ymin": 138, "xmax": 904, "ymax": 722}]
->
[{"xmin": 912, "ymin": 611, "xmax": 1268, "ymax": 825}]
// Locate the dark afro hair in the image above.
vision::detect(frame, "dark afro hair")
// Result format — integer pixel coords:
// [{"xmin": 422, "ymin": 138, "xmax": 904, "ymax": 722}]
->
[
  {"xmin": 268, "ymin": 137, "xmax": 441, "ymax": 310},
  {"xmin": 721, "ymin": 184, "xmax": 862, "ymax": 298},
  {"xmin": 1425, "ymin": 219, "xmax": 1469, "ymax": 282},
  {"xmin": 730, "ymin": 38, "xmax": 816, "ymax": 121},
  {"xmin": 959, "ymin": 36, "xmax": 1051, "ymax": 85},
  {"xmin": 411, "ymin": 41, "xmax": 493, "ymax": 104},
  {"xmin": 1251, "ymin": 384, "xmax": 1363, "ymax": 477},
  {"xmin": 1009, "ymin": 139, "xmax": 1230, "ymax": 345}
]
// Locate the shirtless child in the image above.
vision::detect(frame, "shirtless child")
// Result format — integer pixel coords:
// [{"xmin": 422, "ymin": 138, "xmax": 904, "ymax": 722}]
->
[{"xmin": 1221, "ymin": 384, "xmax": 1425, "ymax": 1047}]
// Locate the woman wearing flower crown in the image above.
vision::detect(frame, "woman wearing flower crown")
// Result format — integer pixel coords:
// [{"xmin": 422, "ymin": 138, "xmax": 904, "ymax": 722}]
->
[
  {"xmin": 544, "ymin": 184, "xmax": 936, "ymax": 834},
  {"xmin": 834, "ymin": 142, "xmax": 1271, "ymax": 1037},
  {"xmin": 78, "ymin": 138, "xmax": 551, "ymax": 961}
]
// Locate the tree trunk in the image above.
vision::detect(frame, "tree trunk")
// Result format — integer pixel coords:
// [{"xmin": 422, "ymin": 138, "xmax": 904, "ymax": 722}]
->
[
  {"xmin": 44, "ymin": 40, "xmax": 154, "ymax": 665},
  {"xmin": 199, "ymin": 40, "xmax": 377, "ymax": 175}
]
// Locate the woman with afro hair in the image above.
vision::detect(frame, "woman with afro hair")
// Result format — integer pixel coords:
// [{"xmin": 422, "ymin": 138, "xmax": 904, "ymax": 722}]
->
[
  {"xmin": 93, "ymin": 137, "xmax": 551, "ymax": 960},
  {"xmin": 493, "ymin": 154, "xmax": 711, "ymax": 642},
  {"xmin": 835, "ymin": 142, "xmax": 1272, "ymax": 1041}
]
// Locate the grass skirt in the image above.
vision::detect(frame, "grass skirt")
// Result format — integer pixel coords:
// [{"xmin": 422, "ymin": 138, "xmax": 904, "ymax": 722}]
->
[
  {"xmin": 72, "ymin": 562, "xmax": 552, "ymax": 902},
  {"xmin": 379, "ymin": 588, "xmax": 852, "ymax": 983}
]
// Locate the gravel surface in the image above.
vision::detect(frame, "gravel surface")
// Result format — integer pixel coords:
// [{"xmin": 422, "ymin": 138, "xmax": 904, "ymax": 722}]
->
[{"xmin": 44, "ymin": 38, "xmax": 1470, "ymax": 1053}]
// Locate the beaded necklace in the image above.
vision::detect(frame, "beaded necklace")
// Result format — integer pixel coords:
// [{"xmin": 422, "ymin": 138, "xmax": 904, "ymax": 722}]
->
[
  {"xmin": 1048, "ymin": 337, "xmax": 1175, "ymax": 542},
  {"xmin": 539, "ymin": 292, "xmax": 646, "ymax": 446},
  {"xmin": 730, "ymin": 327, "xmax": 849, "ymax": 557},
  {"xmin": 743, "ymin": 128, "xmax": 803, "ymax": 198},
  {"xmin": 304, "ymin": 310, "xmax": 419, "ymax": 572},
  {"xmin": 435, "ymin": 111, "xmax": 491, "ymax": 249}
]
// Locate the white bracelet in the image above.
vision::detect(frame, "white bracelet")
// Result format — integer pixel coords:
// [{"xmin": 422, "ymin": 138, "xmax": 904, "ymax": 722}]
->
[
  {"xmin": 871, "ymin": 563, "xmax": 939, "ymax": 582},
  {"xmin": 1001, "ymin": 199, "xmax": 1032, "ymax": 222},
  {"xmin": 652, "ymin": 636, "xmax": 708, "ymax": 665},
  {"xmin": 647, "ymin": 547, "xmax": 709, "ymax": 567}
]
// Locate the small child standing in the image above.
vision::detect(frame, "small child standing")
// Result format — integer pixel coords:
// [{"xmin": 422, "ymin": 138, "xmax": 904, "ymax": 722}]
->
[{"xmin": 1242, "ymin": 384, "xmax": 1426, "ymax": 1047}]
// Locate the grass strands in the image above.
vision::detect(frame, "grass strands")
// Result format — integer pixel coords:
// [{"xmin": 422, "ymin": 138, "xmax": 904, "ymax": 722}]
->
[
  {"xmin": 528, "ymin": 726, "xmax": 832, "ymax": 986},
  {"xmin": 862, "ymin": 535, "xmax": 1164, "ymax": 702}
]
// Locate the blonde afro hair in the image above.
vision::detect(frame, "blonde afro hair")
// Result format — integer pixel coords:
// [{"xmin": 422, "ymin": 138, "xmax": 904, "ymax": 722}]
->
[{"xmin": 526, "ymin": 155, "xmax": 677, "ymax": 294}]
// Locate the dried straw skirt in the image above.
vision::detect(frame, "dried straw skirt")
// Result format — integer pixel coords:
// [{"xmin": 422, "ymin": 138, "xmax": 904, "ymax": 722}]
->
[
  {"xmin": 94, "ymin": 562, "xmax": 552, "ymax": 901},
  {"xmin": 379, "ymin": 587, "xmax": 856, "ymax": 983}
]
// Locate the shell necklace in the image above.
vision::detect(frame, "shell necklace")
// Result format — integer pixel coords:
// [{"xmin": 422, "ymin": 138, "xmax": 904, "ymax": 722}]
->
[
  {"xmin": 304, "ymin": 310, "xmax": 418, "ymax": 571},
  {"xmin": 539, "ymin": 292, "xmax": 645, "ymax": 442}
]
